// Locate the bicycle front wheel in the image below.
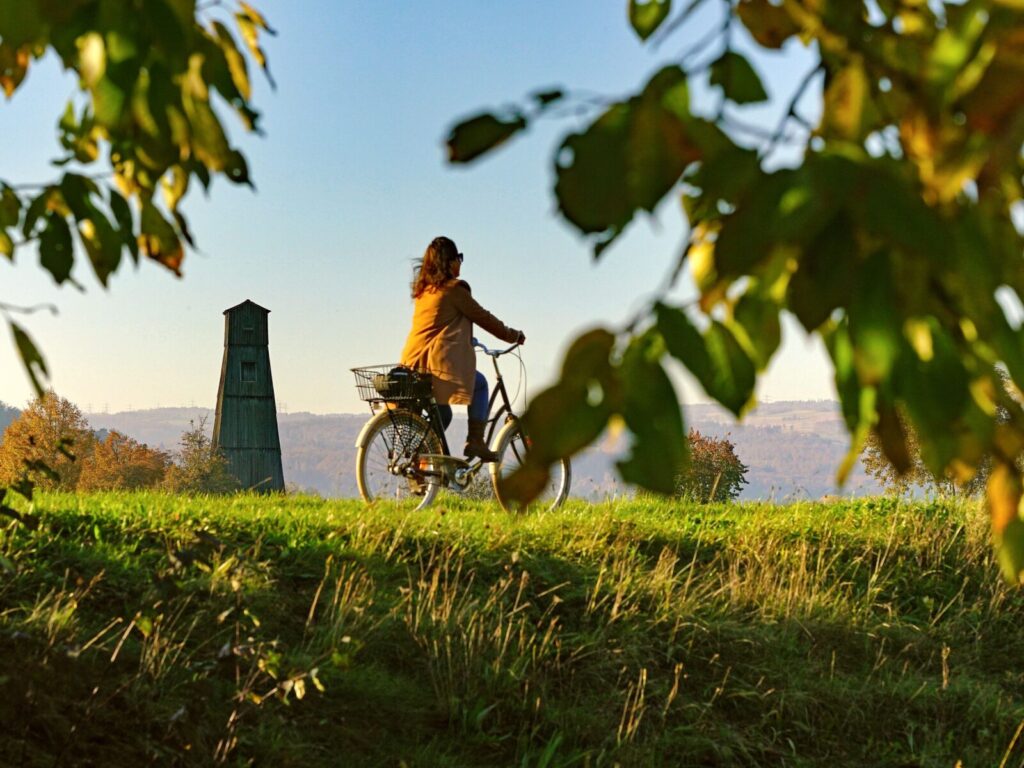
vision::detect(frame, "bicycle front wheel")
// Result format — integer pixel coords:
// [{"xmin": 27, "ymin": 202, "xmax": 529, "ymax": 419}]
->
[
  {"xmin": 490, "ymin": 419, "xmax": 571, "ymax": 512},
  {"xmin": 356, "ymin": 409, "xmax": 443, "ymax": 510}
]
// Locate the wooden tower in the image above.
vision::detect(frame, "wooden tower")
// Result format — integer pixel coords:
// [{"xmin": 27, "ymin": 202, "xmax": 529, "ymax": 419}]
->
[{"xmin": 212, "ymin": 300, "xmax": 285, "ymax": 492}]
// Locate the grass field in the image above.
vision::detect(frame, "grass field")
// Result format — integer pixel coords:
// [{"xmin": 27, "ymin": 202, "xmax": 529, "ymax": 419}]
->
[{"xmin": 1, "ymin": 492, "xmax": 1023, "ymax": 767}]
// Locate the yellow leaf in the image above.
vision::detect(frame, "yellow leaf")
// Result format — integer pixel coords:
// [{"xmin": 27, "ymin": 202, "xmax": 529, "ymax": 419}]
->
[{"xmin": 76, "ymin": 32, "xmax": 106, "ymax": 88}]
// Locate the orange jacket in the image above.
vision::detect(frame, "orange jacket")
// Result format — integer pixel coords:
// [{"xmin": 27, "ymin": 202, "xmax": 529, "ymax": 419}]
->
[{"xmin": 400, "ymin": 279, "xmax": 520, "ymax": 405}]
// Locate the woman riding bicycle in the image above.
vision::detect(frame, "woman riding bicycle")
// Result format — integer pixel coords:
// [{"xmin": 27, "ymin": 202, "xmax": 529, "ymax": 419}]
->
[{"xmin": 399, "ymin": 236, "xmax": 525, "ymax": 462}]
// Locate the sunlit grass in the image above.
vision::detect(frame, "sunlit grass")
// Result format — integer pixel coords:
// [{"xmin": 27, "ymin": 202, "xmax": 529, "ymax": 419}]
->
[{"xmin": 0, "ymin": 492, "xmax": 1022, "ymax": 766}]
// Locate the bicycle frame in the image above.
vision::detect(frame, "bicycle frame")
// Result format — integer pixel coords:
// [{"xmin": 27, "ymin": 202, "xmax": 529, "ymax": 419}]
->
[{"xmin": 419, "ymin": 349, "xmax": 516, "ymax": 460}]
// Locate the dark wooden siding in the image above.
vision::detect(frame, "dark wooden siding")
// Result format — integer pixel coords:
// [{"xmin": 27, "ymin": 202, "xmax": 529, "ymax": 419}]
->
[{"xmin": 213, "ymin": 300, "xmax": 285, "ymax": 492}]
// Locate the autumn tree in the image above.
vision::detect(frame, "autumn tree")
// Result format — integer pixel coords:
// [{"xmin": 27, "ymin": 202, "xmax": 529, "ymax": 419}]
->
[
  {"xmin": 0, "ymin": 392, "xmax": 93, "ymax": 490},
  {"xmin": 77, "ymin": 430, "xmax": 169, "ymax": 491},
  {"xmin": 0, "ymin": 0, "xmax": 273, "ymax": 394},
  {"xmin": 163, "ymin": 419, "xmax": 237, "ymax": 494},
  {"xmin": 676, "ymin": 429, "xmax": 748, "ymax": 503},
  {"xmin": 450, "ymin": 1, "xmax": 1024, "ymax": 579}
]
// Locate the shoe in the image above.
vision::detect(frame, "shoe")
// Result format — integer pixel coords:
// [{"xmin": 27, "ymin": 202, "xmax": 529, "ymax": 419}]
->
[{"xmin": 464, "ymin": 418, "xmax": 498, "ymax": 462}]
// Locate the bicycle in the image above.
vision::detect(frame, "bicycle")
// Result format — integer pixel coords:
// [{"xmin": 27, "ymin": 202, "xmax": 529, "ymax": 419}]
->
[{"xmin": 351, "ymin": 340, "xmax": 571, "ymax": 511}]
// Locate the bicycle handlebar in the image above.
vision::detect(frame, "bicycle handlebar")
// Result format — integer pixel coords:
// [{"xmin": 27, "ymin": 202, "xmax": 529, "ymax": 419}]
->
[{"xmin": 472, "ymin": 338, "xmax": 520, "ymax": 358}]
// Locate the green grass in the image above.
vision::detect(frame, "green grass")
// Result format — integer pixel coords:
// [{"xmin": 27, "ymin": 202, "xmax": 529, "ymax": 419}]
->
[{"xmin": 2, "ymin": 492, "xmax": 1023, "ymax": 766}]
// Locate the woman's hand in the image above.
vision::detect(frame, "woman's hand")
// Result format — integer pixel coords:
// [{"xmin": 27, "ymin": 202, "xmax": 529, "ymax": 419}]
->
[{"xmin": 516, "ymin": 330, "xmax": 526, "ymax": 345}]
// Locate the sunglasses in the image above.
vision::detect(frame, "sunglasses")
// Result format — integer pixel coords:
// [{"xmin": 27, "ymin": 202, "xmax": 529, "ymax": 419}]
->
[{"xmin": 455, "ymin": 253, "xmax": 464, "ymax": 263}]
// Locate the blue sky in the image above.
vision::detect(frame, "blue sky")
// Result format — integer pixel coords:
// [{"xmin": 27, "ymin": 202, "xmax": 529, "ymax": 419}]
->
[{"xmin": 0, "ymin": 0, "xmax": 833, "ymax": 414}]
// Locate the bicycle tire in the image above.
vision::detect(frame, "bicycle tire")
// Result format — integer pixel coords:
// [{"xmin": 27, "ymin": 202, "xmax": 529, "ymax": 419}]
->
[
  {"xmin": 489, "ymin": 419, "xmax": 571, "ymax": 512},
  {"xmin": 356, "ymin": 409, "xmax": 442, "ymax": 510}
]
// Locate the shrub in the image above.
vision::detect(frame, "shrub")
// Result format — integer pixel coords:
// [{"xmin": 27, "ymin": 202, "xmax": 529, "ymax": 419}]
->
[
  {"xmin": 77, "ymin": 431, "xmax": 170, "ymax": 491},
  {"xmin": 163, "ymin": 419, "xmax": 238, "ymax": 494},
  {"xmin": 676, "ymin": 429, "xmax": 748, "ymax": 503}
]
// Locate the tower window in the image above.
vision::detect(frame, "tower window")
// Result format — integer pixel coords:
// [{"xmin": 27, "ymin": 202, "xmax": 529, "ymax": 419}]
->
[{"xmin": 241, "ymin": 361, "xmax": 257, "ymax": 382}]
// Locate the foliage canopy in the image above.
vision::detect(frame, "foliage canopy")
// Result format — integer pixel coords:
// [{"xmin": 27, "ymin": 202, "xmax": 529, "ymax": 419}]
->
[
  {"xmin": 448, "ymin": 0, "xmax": 1024, "ymax": 580},
  {"xmin": 676, "ymin": 429, "xmax": 748, "ymax": 503},
  {"xmin": 0, "ymin": 0, "xmax": 272, "ymax": 394}
]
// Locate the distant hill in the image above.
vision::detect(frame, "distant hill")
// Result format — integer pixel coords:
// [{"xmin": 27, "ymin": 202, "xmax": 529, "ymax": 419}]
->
[
  {"xmin": 0, "ymin": 402, "xmax": 19, "ymax": 435},
  {"xmin": 84, "ymin": 401, "xmax": 883, "ymax": 500}
]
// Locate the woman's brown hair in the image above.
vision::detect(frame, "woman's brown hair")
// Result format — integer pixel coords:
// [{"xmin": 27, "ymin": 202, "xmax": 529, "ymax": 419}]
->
[{"xmin": 411, "ymin": 236, "xmax": 460, "ymax": 298}]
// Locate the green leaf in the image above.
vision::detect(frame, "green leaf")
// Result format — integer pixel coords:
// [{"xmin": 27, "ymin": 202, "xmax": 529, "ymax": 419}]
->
[
  {"xmin": 736, "ymin": 0, "xmax": 800, "ymax": 49},
  {"xmin": 0, "ymin": 229, "xmax": 12, "ymax": 259},
  {"xmin": 731, "ymin": 291, "xmax": 781, "ymax": 370},
  {"xmin": 446, "ymin": 112, "xmax": 528, "ymax": 164},
  {"xmin": 555, "ymin": 66, "xmax": 700, "ymax": 255},
  {"xmin": 629, "ymin": 0, "xmax": 671, "ymax": 42},
  {"xmin": 522, "ymin": 329, "xmax": 617, "ymax": 462},
  {"xmin": 108, "ymin": 187, "xmax": 138, "ymax": 263},
  {"xmin": 500, "ymin": 329, "xmax": 617, "ymax": 507},
  {"xmin": 709, "ymin": 51, "xmax": 768, "ymax": 105},
  {"xmin": 656, "ymin": 303, "xmax": 755, "ymax": 415},
  {"xmin": 989, "ymin": 463, "xmax": 1024, "ymax": 583},
  {"xmin": 0, "ymin": 1, "xmax": 45, "ymax": 48},
  {"xmin": 617, "ymin": 332, "xmax": 686, "ymax": 494},
  {"xmin": 0, "ymin": 185, "xmax": 20, "ymax": 228},
  {"xmin": 212, "ymin": 21, "xmax": 251, "ymax": 101},
  {"xmin": 185, "ymin": 97, "xmax": 232, "ymax": 172},
  {"xmin": 787, "ymin": 212, "xmax": 857, "ymax": 332},
  {"xmin": 139, "ymin": 200, "xmax": 183, "ymax": 273},
  {"xmin": 39, "ymin": 213, "xmax": 73, "ymax": 284},
  {"xmin": 848, "ymin": 251, "xmax": 902, "ymax": 385},
  {"xmin": 875, "ymin": 403, "xmax": 912, "ymax": 475},
  {"xmin": 9, "ymin": 321, "xmax": 48, "ymax": 396},
  {"xmin": 820, "ymin": 59, "xmax": 878, "ymax": 142}
]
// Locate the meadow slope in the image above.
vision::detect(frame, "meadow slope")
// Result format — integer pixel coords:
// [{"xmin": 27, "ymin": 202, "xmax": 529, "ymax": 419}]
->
[{"xmin": 0, "ymin": 493, "xmax": 1022, "ymax": 766}]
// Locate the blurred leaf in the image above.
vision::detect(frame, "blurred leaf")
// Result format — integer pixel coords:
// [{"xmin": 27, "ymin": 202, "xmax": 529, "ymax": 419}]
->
[
  {"xmin": 10, "ymin": 322, "xmax": 48, "ymax": 396},
  {"xmin": 555, "ymin": 66, "xmax": 700, "ymax": 255},
  {"xmin": 235, "ymin": 5, "xmax": 275, "ymax": 87},
  {"xmin": 40, "ymin": 213, "xmax": 74, "ymax": 284},
  {"xmin": 500, "ymin": 329, "xmax": 617, "ymax": 507},
  {"xmin": 0, "ymin": 185, "xmax": 20, "ymax": 228},
  {"xmin": 522, "ymin": 329, "xmax": 617, "ymax": 461},
  {"xmin": 531, "ymin": 88, "xmax": 564, "ymax": 106},
  {"xmin": 731, "ymin": 291, "xmax": 781, "ymax": 370},
  {"xmin": 138, "ymin": 200, "xmax": 183, "ymax": 274},
  {"xmin": 656, "ymin": 303, "xmax": 755, "ymax": 415},
  {"xmin": 446, "ymin": 112, "xmax": 528, "ymax": 164},
  {"xmin": 0, "ymin": 43, "xmax": 30, "ymax": 98},
  {"xmin": 617, "ymin": 332, "xmax": 686, "ymax": 494},
  {"xmin": 926, "ymin": 4, "xmax": 989, "ymax": 92},
  {"xmin": 849, "ymin": 252, "xmax": 902, "ymax": 385},
  {"xmin": 875, "ymin": 403, "xmax": 912, "ymax": 474},
  {"xmin": 820, "ymin": 59, "xmax": 879, "ymax": 141},
  {"xmin": 0, "ymin": 1, "xmax": 45, "ymax": 48},
  {"xmin": 736, "ymin": 0, "xmax": 800, "ymax": 49},
  {"xmin": 989, "ymin": 462, "xmax": 1024, "ymax": 583},
  {"xmin": 185, "ymin": 96, "xmax": 232, "ymax": 172},
  {"xmin": 212, "ymin": 21, "xmax": 251, "ymax": 101},
  {"xmin": 629, "ymin": 0, "xmax": 671, "ymax": 41},
  {"xmin": 22, "ymin": 188, "xmax": 57, "ymax": 238},
  {"xmin": 787, "ymin": 212, "xmax": 857, "ymax": 332},
  {"xmin": 709, "ymin": 51, "xmax": 768, "ymax": 105},
  {"xmin": 0, "ymin": 230, "xmax": 12, "ymax": 259},
  {"xmin": 108, "ymin": 187, "xmax": 138, "ymax": 263}
]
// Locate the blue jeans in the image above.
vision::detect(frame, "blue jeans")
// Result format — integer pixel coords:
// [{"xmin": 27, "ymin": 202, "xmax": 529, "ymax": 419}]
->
[{"xmin": 436, "ymin": 371, "xmax": 489, "ymax": 430}]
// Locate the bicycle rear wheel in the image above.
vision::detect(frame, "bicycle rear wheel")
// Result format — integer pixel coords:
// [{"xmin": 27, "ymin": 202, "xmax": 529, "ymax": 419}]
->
[
  {"xmin": 490, "ymin": 419, "xmax": 571, "ymax": 512},
  {"xmin": 356, "ymin": 409, "xmax": 443, "ymax": 510}
]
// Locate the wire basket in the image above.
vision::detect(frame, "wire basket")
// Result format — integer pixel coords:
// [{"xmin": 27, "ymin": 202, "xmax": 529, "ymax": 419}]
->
[{"xmin": 352, "ymin": 365, "xmax": 433, "ymax": 403}]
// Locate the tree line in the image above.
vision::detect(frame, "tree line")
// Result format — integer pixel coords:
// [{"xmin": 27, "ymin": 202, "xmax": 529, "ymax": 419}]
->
[{"xmin": 0, "ymin": 393, "xmax": 236, "ymax": 494}]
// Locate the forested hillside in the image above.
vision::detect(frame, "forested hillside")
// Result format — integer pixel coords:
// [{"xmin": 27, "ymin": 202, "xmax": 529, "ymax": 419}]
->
[{"xmin": 81, "ymin": 402, "xmax": 884, "ymax": 499}]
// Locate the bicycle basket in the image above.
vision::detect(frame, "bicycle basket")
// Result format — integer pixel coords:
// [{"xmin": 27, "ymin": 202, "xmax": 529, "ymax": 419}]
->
[{"xmin": 352, "ymin": 365, "xmax": 433, "ymax": 402}]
